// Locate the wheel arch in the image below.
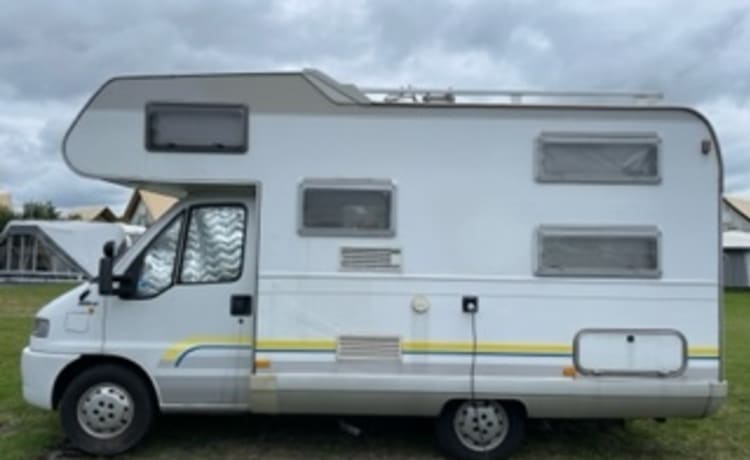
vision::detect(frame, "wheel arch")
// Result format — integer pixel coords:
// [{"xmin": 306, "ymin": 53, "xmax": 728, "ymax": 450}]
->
[
  {"xmin": 52, "ymin": 354, "xmax": 161, "ymax": 410},
  {"xmin": 442, "ymin": 398, "xmax": 528, "ymax": 418}
]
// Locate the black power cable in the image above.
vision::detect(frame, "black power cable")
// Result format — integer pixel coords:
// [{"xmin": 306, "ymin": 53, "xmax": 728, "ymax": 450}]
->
[
  {"xmin": 469, "ymin": 307, "xmax": 478, "ymax": 403},
  {"xmin": 470, "ymin": 306, "xmax": 491, "ymax": 456}
]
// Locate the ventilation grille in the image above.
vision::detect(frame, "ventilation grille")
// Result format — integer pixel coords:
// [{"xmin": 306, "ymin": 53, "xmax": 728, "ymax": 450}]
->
[
  {"xmin": 337, "ymin": 335, "xmax": 402, "ymax": 360},
  {"xmin": 340, "ymin": 247, "xmax": 402, "ymax": 272}
]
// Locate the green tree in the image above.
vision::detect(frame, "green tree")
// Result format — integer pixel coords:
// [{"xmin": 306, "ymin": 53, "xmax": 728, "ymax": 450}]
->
[
  {"xmin": 0, "ymin": 205, "xmax": 13, "ymax": 233},
  {"xmin": 21, "ymin": 201, "xmax": 60, "ymax": 220}
]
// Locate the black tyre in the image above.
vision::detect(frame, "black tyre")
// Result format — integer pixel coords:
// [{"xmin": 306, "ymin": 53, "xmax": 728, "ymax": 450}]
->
[
  {"xmin": 436, "ymin": 400, "xmax": 525, "ymax": 460},
  {"xmin": 59, "ymin": 364, "xmax": 155, "ymax": 456}
]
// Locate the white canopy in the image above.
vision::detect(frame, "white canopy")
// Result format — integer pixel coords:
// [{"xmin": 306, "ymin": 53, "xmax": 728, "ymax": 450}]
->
[
  {"xmin": 723, "ymin": 231, "xmax": 750, "ymax": 250},
  {"xmin": 1, "ymin": 220, "xmax": 143, "ymax": 277}
]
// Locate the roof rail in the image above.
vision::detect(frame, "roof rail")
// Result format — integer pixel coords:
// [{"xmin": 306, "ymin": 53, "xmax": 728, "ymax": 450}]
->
[{"xmin": 359, "ymin": 86, "xmax": 664, "ymax": 106}]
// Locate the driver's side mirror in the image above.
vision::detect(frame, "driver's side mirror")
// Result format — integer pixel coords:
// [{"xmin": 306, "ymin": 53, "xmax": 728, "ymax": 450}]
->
[
  {"xmin": 98, "ymin": 241, "xmax": 116, "ymax": 296},
  {"xmin": 98, "ymin": 241, "xmax": 135, "ymax": 298},
  {"xmin": 103, "ymin": 240, "xmax": 116, "ymax": 258}
]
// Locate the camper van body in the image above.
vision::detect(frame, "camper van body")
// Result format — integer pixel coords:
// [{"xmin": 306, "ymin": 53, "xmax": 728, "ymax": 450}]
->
[{"xmin": 21, "ymin": 70, "xmax": 726, "ymax": 458}]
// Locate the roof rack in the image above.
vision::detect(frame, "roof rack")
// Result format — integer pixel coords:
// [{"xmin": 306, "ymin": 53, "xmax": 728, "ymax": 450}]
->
[{"xmin": 359, "ymin": 86, "xmax": 664, "ymax": 106}]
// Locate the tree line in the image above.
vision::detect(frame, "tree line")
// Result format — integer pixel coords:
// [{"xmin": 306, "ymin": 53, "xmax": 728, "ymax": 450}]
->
[{"xmin": 0, "ymin": 201, "xmax": 62, "ymax": 233}]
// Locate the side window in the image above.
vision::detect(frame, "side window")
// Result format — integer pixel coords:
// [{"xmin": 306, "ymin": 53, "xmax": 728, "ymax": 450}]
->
[
  {"xmin": 146, "ymin": 103, "xmax": 248, "ymax": 153},
  {"xmin": 180, "ymin": 206, "xmax": 246, "ymax": 284},
  {"xmin": 135, "ymin": 214, "xmax": 184, "ymax": 297},
  {"xmin": 300, "ymin": 180, "xmax": 395, "ymax": 237},
  {"xmin": 536, "ymin": 133, "xmax": 660, "ymax": 184},
  {"xmin": 536, "ymin": 226, "xmax": 660, "ymax": 278}
]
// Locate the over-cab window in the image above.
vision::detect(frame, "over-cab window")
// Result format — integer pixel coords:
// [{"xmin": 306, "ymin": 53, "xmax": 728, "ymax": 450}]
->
[
  {"xmin": 536, "ymin": 226, "xmax": 660, "ymax": 278},
  {"xmin": 536, "ymin": 133, "xmax": 660, "ymax": 184},
  {"xmin": 180, "ymin": 205, "xmax": 246, "ymax": 284},
  {"xmin": 146, "ymin": 103, "xmax": 248, "ymax": 153},
  {"xmin": 300, "ymin": 180, "xmax": 395, "ymax": 237}
]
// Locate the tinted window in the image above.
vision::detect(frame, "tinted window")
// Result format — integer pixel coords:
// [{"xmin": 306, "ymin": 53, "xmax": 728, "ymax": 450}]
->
[
  {"xmin": 537, "ymin": 226, "xmax": 660, "ymax": 278},
  {"xmin": 135, "ymin": 215, "xmax": 184, "ymax": 297},
  {"xmin": 537, "ymin": 134, "xmax": 660, "ymax": 183},
  {"xmin": 146, "ymin": 103, "xmax": 247, "ymax": 153},
  {"xmin": 301, "ymin": 186, "xmax": 393, "ymax": 236}
]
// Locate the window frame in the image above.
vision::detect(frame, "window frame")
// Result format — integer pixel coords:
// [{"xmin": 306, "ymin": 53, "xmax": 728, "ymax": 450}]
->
[
  {"xmin": 535, "ymin": 132, "xmax": 662, "ymax": 184},
  {"xmin": 177, "ymin": 203, "xmax": 248, "ymax": 286},
  {"xmin": 126, "ymin": 211, "xmax": 186, "ymax": 300},
  {"xmin": 298, "ymin": 179, "xmax": 397, "ymax": 238},
  {"xmin": 145, "ymin": 102, "xmax": 249, "ymax": 154},
  {"xmin": 535, "ymin": 225, "xmax": 662, "ymax": 278}
]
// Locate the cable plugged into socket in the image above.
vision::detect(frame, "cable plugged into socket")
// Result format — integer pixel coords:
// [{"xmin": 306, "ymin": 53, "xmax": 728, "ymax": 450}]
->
[{"xmin": 462, "ymin": 296, "xmax": 479, "ymax": 313}]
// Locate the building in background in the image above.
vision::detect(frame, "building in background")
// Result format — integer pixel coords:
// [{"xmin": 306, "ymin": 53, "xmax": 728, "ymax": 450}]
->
[
  {"xmin": 67, "ymin": 205, "xmax": 118, "ymax": 222},
  {"xmin": 0, "ymin": 190, "xmax": 11, "ymax": 209},
  {"xmin": 121, "ymin": 189, "xmax": 177, "ymax": 227},
  {"xmin": 723, "ymin": 231, "xmax": 750, "ymax": 288},
  {"xmin": 722, "ymin": 196, "xmax": 750, "ymax": 232},
  {"xmin": 722, "ymin": 196, "xmax": 750, "ymax": 288}
]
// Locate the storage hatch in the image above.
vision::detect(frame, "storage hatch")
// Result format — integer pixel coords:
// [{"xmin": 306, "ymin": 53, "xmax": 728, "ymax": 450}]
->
[{"xmin": 574, "ymin": 329, "xmax": 686, "ymax": 377}]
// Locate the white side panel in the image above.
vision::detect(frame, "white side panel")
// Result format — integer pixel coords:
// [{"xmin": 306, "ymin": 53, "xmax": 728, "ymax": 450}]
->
[{"xmin": 250, "ymin": 112, "xmax": 718, "ymax": 281}]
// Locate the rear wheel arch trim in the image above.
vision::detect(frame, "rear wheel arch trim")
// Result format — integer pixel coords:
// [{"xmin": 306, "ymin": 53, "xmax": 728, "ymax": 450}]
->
[{"xmin": 442, "ymin": 398, "xmax": 528, "ymax": 417}]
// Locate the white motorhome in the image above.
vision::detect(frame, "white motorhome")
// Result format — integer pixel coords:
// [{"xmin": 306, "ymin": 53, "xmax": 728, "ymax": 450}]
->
[{"xmin": 21, "ymin": 70, "xmax": 725, "ymax": 459}]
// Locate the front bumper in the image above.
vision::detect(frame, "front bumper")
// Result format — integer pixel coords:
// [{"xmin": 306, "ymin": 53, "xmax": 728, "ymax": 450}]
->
[{"xmin": 21, "ymin": 347, "xmax": 79, "ymax": 410}]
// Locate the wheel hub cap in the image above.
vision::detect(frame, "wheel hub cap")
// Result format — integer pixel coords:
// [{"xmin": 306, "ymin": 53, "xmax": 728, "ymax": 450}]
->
[
  {"xmin": 77, "ymin": 383, "xmax": 134, "ymax": 439},
  {"xmin": 453, "ymin": 400, "xmax": 509, "ymax": 452}
]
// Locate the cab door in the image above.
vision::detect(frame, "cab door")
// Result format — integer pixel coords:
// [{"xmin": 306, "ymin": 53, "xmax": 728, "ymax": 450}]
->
[{"xmin": 104, "ymin": 195, "xmax": 256, "ymax": 409}]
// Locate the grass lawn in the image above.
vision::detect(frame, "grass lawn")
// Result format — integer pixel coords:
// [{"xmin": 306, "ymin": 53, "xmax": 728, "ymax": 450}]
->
[{"xmin": 0, "ymin": 283, "xmax": 748, "ymax": 459}]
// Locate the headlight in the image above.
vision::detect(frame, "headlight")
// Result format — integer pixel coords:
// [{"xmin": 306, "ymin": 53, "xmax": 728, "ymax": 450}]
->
[{"xmin": 31, "ymin": 318, "xmax": 50, "ymax": 338}]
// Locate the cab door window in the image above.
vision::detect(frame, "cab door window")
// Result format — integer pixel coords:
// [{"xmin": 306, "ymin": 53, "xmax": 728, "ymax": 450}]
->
[
  {"xmin": 179, "ymin": 205, "xmax": 246, "ymax": 284},
  {"xmin": 134, "ymin": 214, "xmax": 184, "ymax": 297}
]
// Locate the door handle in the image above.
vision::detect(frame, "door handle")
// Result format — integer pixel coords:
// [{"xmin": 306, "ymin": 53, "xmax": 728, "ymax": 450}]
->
[{"xmin": 230, "ymin": 295, "xmax": 253, "ymax": 316}]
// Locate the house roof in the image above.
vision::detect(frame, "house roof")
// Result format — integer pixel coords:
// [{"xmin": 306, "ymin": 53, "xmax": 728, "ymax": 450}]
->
[
  {"xmin": 0, "ymin": 190, "xmax": 10, "ymax": 208},
  {"xmin": 68, "ymin": 205, "xmax": 117, "ymax": 222},
  {"xmin": 724, "ymin": 196, "xmax": 750, "ymax": 223},
  {"xmin": 122, "ymin": 189, "xmax": 177, "ymax": 222}
]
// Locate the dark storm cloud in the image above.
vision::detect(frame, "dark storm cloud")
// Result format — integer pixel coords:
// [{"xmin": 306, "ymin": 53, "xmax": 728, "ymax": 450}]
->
[{"xmin": 0, "ymin": 0, "xmax": 749, "ymax": 209}]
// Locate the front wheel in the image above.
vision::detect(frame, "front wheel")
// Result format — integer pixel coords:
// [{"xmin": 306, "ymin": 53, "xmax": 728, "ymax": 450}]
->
[
  {"xmin": 436, "ymin": 400, "xmax": 525, "ymax": 460},
  {"xmin": 59, "ymin": 364, "xmax": 155, "ymax": 456}
]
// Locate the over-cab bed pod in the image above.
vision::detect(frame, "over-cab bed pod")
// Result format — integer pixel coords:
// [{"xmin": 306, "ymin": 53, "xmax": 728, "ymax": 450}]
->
[{"xmin": 62, "ymin": 70, "xmax": 367, "ymax": 186}]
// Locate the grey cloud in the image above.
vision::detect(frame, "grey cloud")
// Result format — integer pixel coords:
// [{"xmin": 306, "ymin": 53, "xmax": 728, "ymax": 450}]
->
[
  {"xmin": 0, "ymin": 0, "xmax": 374, "ymax": 102},
  {"xmin": 0, "ymin": 0, "xmax": 749, "ymax": 208},
  {"xmin": 701, "ymin": 98, "xmax": 750, "ymax": 195},
  {"xmin": 0, "ymin": 102, "xmax": 129, "ymax": 209}
]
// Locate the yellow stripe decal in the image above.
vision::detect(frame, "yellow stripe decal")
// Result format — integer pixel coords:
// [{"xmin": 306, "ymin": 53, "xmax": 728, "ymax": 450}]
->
[
  {"xmin": 162, "ymin": 335, "xmax": 252, "ymax": 361},
  {"xmin": 256, "ymin": 339, "xmax": 336, "ymax": 351},
  {"xmin": 688, "ymin": 346, "xmax": 720, "ymax": 357},
  {"xmin": 162, "ymin": 337, "xmax": 719, "ymax": 362},
  {"xmin": 404, "ymin": 340, "xmax": 572, "ymax": 354}
]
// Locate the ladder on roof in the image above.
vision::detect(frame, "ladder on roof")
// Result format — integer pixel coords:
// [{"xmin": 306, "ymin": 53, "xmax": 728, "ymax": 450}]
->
[{"xmin": 358, "ymin": 86, "xmax": 664, "ymax": 106}]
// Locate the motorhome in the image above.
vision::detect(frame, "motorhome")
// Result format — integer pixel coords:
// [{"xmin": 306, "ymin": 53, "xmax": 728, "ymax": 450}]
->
[{"xmin": 21, "ymin": 70, "xmax": 725, "ymax": 459}]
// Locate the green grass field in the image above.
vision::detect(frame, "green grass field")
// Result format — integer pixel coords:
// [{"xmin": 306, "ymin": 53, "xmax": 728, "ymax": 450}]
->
[{"xmin": 0, "ymin": 284, "xmax": 748, "ymax": 459}]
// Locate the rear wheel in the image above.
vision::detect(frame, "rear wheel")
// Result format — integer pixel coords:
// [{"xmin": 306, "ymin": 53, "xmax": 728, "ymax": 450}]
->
[
  {"xmin": 436, "ymin": 400, "xmax": 525, "ymax": 460},
  {"xmin": 59, "ymin": 364, "xmax": 155, "ymax": 455}
]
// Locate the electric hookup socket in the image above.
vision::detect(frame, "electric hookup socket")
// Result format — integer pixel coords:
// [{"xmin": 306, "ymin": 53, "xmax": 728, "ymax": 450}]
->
[{"xmin": 462, "ymin": 296, "xmax": 479, "ymax": 313}]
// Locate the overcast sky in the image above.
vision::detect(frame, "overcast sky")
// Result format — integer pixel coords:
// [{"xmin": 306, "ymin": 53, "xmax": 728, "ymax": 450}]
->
[{"xmin": 0, "ymin": 0, "xmax": 748, "ymax": 213}]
